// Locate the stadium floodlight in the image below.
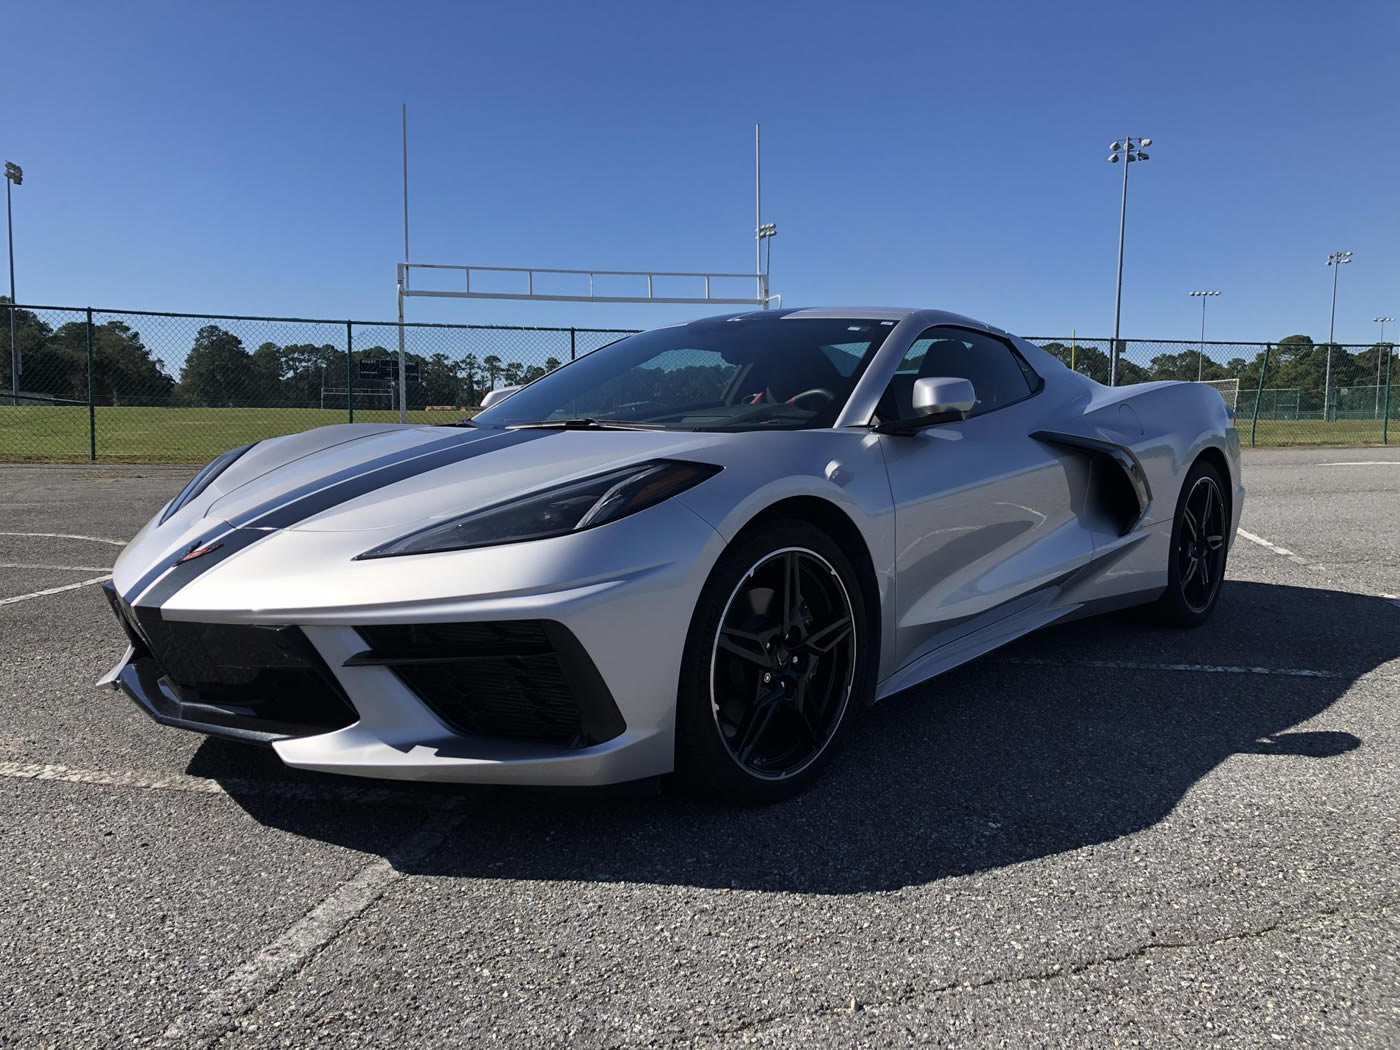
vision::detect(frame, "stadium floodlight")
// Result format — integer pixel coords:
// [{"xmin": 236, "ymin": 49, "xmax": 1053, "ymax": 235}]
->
[
  {"xmin": 1106, "ymin": 136, "xmax": 1154, "ymax": 385},
  {"xmin": 1323, "ymin": 250, "xmax": 1353, "ymax": 420},
  {"xmin": 1189, "ymin": 290, "xmax": 1221, "ymax": 381},
  {"xmin": 5, "ymin": 161, "xmax": 21, "ymax": 407}
]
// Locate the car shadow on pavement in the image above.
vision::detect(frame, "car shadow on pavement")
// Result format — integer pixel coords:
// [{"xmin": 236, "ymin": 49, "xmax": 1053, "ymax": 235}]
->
[{"xmin": 195, "ymin": 580, "xmax": 1388, "ymax": 894}]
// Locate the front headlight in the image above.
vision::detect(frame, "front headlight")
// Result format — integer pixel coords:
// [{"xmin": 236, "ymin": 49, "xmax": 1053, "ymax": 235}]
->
[
  {"xmin": 159, "ymin": 441, "xmax": 258, "ymax": 524},
  {"xmin": 357, "ymin": 459, "xmax": 721, "ymax": 558}
]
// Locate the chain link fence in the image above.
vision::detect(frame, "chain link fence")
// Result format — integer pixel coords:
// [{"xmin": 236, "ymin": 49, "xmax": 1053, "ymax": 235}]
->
[
  {"xmin": 1028, "ymin": 337, "xmax": 1397, "ymax": 447},
  {"xmin": 1, "ymin": 305, "xmax": 1394, "ymax": 461},
  {"xmin": 0, "ymin": 304, "xmax": 636, "ymax": 461}
]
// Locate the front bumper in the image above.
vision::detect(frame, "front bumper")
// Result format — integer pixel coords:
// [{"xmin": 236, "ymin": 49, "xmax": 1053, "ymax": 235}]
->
[{"xmin": 101, "ymin": 499, "xmax": 727, "ymax": 786}]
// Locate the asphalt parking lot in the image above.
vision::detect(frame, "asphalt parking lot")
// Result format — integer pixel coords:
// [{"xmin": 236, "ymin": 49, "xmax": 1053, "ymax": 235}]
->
[{"xmin": 1, "ymin": 447, "xmax": 1397, "ymax": 1049}]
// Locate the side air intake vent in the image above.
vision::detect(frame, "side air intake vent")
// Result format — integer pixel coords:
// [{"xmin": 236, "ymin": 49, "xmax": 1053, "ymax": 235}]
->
[{"xmin": 348, "ymin": 621, "xmax": 625, "ymax": 748}]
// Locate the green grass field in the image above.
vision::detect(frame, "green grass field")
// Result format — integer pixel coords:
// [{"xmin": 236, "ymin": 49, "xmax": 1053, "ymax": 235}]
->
[
  {"xmin": 0, "ymin": 404, "xmax": 1395, "ymax": 463},
  {"xmin": 0, "ymin": 405, "xmax": 474, "ymax": 463}
]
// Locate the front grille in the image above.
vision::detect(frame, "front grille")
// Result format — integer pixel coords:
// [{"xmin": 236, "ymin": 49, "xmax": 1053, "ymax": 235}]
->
[
  {"xmin": 104, "ymin": 584, "xmax": 357, "ymax": 739},
  {"xmin": 351, "ymin": 621, "xmax": 624, "ymax": 748}
]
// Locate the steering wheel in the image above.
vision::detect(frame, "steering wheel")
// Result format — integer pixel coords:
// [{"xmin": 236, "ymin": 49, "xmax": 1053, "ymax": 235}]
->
[{"xmin": 786, "ymin": 388, "xmax": 835, "ymax": 409}]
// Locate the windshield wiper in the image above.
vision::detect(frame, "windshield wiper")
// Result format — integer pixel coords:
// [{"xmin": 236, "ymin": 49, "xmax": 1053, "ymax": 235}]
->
[
  {"xmin": 509, "ymin": 418, "xmax": 665, "ymax": 431},
  {"xmin": 437, "ymin": 417, "xmax": 477, "ymax": 427}
]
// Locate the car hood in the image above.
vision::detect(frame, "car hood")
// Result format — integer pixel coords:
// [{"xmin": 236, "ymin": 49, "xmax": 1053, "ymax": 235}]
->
[{"xmin": 195, "ymin": 423, "xmax": 738, "ymax": 534}]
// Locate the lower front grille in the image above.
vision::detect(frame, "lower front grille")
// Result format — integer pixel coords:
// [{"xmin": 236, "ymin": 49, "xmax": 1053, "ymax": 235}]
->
[
  {"xmin": 104, "ymin": 583, "xmax": 357, "ymax": 740},
  {"xmin": 350, "ymin": 621, "xmax": 625, "ymax": 748}
]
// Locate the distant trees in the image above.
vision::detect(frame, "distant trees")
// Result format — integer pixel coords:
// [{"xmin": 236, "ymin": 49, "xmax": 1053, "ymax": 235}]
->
[
  {"xmin": 1035, "ymin": 333, "xmax": 1395, "ymax": 406},
  {"xmin": 0, "ymin": 302, "xmax": 174, "ymax": 405},
  {"xmin": 3, "ymin": 299, "xmax": 1391, "ymax": 416},
  {"xmin": 181, "ymin": 326, "xmax": 257, "ymax": 405},
  {"xmin": 1037, "ymin": 342, "xmax": 1149, "ymax": 385}
]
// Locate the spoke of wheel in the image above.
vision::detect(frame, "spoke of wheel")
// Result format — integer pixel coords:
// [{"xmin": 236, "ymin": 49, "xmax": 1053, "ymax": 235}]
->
[
  {"xmin": 736, "ymin": 690, "xmax": 783, "ymax": 764},
  {"xmin": 1201, "ymin": 481, "xmax": 1214, "ymax": 525},
  {"xmin": 1182, "ymin": 506, "xmax": 1199, "ymax": 542},
  {"xmin": 717, "ymin": 626, "xmax": 770, "ymax": 667},
  {"xmin": 793, "ymin": 697, "xmax": 824, "ymax": 745},
  {"xmin": 1183, "ymin": 553, "xmax": 1200, "ymax": 589},
  {"xmin": 782, "ymin": 552, "xmax": 802, "ymax": 635},
  {"xmin": 1199, "ymin": 551, "xmax": 1211, "ymax": 589},
  {"xmin": 803, "ymin": 615, "xmax": 852, "ymax": 654}
]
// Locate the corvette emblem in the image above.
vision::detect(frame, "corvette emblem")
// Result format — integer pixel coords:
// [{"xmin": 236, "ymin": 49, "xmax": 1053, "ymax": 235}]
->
[{"xmin": 176, "ymin": 542, "xmax": 223, "ymax": 564}]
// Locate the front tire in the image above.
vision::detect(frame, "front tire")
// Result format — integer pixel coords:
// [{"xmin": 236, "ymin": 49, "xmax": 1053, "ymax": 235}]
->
[
  {"xmin": 1154, "ymin": 458, "xmax": 1229, "ymax": 627},
  {"xmin": 674, "ymin": 520, "xmax": 871, "ymax": 803}
]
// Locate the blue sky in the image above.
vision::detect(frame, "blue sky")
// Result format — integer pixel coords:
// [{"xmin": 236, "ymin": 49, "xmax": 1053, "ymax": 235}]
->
[{"xmin": 3, "ymin": 0, "xmax": 1397, "ymax": 343}]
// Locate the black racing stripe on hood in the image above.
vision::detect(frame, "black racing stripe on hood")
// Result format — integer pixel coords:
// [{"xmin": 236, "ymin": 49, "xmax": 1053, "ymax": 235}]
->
[
  {"xmin": 130, "ymin": 526, "xmax": 267, "ymax": 610},
  {"xmin": 126, "ymin": 427, "xmax": 551, "ymax": 606},
  {"xmin": 238, "ymin": 428, "xmax": 548, "ymax": 530}
]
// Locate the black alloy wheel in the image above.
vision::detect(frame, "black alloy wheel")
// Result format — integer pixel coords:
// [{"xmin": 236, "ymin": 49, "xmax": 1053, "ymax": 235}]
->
[
  {"xmin": 709, "ymin": 547, "xmax": 857, "ymax": 780},
  {"xmin": 675, "ymin": 520, "xmax": 870, "ymax": 803},
  {"xmin": 1155, "ymin": 459, "xmax": 1230, "ymax": 626},
  {"xmin": 1177, "ymin": 473, "xmax": 1227, "ymax": 614}
]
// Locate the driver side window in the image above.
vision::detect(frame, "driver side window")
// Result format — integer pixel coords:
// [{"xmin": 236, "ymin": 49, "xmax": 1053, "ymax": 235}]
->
[{"xmin": 878, "ymin": 326, "xmax": 1038, "ymax": 421}]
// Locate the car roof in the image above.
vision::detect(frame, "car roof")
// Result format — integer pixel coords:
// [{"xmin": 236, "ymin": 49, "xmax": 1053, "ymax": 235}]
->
[{"xmin": 685, "ymin": 306, "xmax": 1009, "ymax": 334}]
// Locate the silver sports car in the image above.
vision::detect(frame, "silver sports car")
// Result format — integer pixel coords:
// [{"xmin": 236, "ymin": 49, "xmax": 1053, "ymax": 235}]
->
[{"xmin": 101, "ymin": 307, "xmax": 1242, "ymax": 802}]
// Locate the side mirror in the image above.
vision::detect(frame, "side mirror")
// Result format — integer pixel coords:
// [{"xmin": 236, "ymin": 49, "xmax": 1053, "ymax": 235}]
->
[
  {"xmin": 480, "ymin": 385, "xmax": 522, "ymax": 409},
  {"xmin": 912, "ymin": 376, "xmax": 976, "ymax": 418},
  {"xmin": 875, "ymin": 376, "xmax": 976, "ymax": 434}
]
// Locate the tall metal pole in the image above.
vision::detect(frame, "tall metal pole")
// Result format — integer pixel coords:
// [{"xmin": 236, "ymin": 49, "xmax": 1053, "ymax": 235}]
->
[
  {"xmin": 1384, "ymin": 343, "xmax": 1394, "ymax": 446},
  {"xmin": 754, "ymin": 123, "xmax": 762, "ymax": 308},
  {"xmin": 7, "ymin": 177, "xmax": 16, "ymax": 406},
  {"xmin": 346, "ymin": 320, "xmax": 354, "ymax": 424},
  {"xmin": 86, "ymin": 307, "xmax": 95, "ymax": 461},
  {"xmin": 1374, "ymin": 317, "xmax": 1391, "ymax": 418},
  {"xmin": 398, "ymin": 103, "xmax": 409, "ymax": 423},
  {"xmin": 1110, "ymin": 140, "xmax": 1130, "ymax": 387},
  {"xmin": 1325, "ymin": 258, "xmax": 1339, "ymax": 422}
]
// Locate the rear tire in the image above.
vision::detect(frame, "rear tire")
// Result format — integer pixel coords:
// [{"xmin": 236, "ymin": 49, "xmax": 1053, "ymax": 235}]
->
[
  {"xmin": 674, "ymin": 520, "xmax": 872, "ymax": 804},
  {"xmin": 1154, "ymin": 458, "xmax": 1229, "ymax": 627}
]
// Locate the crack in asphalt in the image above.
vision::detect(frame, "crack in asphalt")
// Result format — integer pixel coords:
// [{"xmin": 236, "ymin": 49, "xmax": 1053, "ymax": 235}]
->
[{"xmin": 632, "ymin": 897, "xmax": 1400, "ymax": 1048}]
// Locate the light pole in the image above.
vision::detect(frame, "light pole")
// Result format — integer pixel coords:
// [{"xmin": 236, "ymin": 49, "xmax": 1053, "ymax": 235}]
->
[
  {"xmin": 1107, "ymin": 136, "xmax": 1151, "ymax": 386},
  {"xmin": 1376, "ymin": 317, "xmax": 1395, "ymax": 418},
  {"xmin": 1324, "ymin": 250, "xmax": 1352, "ymax": 421},
  {"xmin": 1189, "ymin": 290, "xmax": 1220, "ymax": 381},
  {"xmin": 4, "ymin": 161, "xmax": 20, "ymax": 407}
]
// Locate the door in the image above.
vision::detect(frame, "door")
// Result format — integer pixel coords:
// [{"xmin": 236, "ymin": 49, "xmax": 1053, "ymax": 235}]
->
[{"xmin": 876, "ymin": 326, "xmax": 1096, "ymax": 676}]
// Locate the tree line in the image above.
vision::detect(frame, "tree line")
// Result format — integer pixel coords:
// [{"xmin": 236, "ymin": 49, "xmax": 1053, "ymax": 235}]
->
[
  {"xmin": 0, "ymin": 304, "xmax": 563, "ymax": 409},
  {"xmin": 1, "ymin": 302, "xmax": 1393, "ymax": 410},
  {"xmin": 1038, "ymin": 335, "xmax": 1395, "ymax": 400}
]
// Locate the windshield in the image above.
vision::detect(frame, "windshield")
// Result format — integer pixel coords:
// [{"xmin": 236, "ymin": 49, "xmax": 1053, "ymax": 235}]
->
[{"xmin": 471, "ymin": 317, "xmax": 895, "ymax": 431}]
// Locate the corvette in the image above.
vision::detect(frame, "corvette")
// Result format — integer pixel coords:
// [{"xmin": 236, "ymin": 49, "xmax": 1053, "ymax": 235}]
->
[{"xmin": 100, "ymin": 307, "xmax": 1242, "ymax": 802}]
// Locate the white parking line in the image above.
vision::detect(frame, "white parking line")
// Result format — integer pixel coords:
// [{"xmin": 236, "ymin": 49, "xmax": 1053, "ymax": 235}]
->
[
  {"xmin": 0, "ymin": 530, "xmax": 128, "ymax": 546},
  {"xmin": 1319, "ymin": 461, "xmax": 1400, "ymax": 467},
  {"xmin": 0, "ymin": 574, "xmax": 113, "ymax": 606},
  {"xmin": 0, "ymin": 760, "xmax": 460, "ymax": 809},
  {"xmin": 160, "ymin": 804, "xmax": 466, "ymax": 1048},
  {"xmin": 1236, "ymin": 528, "xmax": 1325, "ymax": 571},
  {"xmin": 0, "ymin": 562, "xmax": 114, "ymax": 572},
  {"xmin": 995, "ymin": 656, "xmax": 1344, "ymax": 679}
]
